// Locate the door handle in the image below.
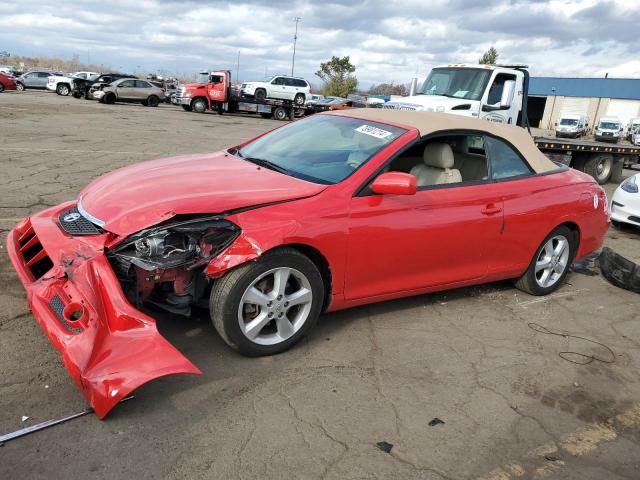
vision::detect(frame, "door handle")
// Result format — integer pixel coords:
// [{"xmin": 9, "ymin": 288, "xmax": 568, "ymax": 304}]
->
[{"xmin": 481, "ymin": 204, "xmax": 502, "ymax": 215}]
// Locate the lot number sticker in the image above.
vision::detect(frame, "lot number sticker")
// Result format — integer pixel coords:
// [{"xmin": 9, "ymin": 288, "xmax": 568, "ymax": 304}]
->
[{"xmin": 355, "ymin": 124, "xmax": 393, "ymax": 139}]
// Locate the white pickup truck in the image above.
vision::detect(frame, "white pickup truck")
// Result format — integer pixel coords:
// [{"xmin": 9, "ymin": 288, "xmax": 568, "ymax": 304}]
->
[
  {"xmin": 46, "ymin": 72, "xmax": 99, "ymax": 96},
  {"xmin": 383, "ymin": 63, "xmax": 640, "ymax": 184}
]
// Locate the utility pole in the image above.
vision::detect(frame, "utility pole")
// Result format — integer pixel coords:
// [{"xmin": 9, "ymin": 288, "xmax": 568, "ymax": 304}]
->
[{"xmin": 291, "ymin": 17, "xmax": 301, "ymax": 76}]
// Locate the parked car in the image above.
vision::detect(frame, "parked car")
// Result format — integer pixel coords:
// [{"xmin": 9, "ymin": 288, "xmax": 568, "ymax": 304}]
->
[
  {"xmin": 626, "ymin": 118, "xmax": 640, "ymax": 141},
  {"xmin": 594, "ymin": 116, "xmax": 623, "ymax": 143},
  {"xmin": 555, "ymin": 114, "xmax": 589, "ymax": 138},
  {"xmin": 0, "ymin": 72, "xmax": 17, "ymax": 92},
  {"xmin": 610, "ymin": 173, "xmax": 640, "ymax": 228},
  {"xmin": 305, "ymin": 94, "xmax": 325, "ymax": 106},
  {"xmin": 92, "ymin": 78, "xmax": 165, "ymax": 106},
  {"xmin": 7, "ymin": 109, "xmax": 609, "ymax": 418},
  {"xmin": 241, "ymin": 75, "xmax": 310, "ymax": 105},
  {"xmin": 72, "ymin": 72, "xmax": 137, "ymax": 99},
  {"xmin": 46, "ymin": 71, "xmax": 100, "ymax": 96},
  {"xmin": 15, "ymin": 70, "xmax": 63, "ymax": 91}
]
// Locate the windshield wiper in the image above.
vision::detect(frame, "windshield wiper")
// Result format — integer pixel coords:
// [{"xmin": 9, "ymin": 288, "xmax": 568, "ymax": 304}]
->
[{"xmin": 243, "ymin": 157, "xmax": 290, "ymax": 175}]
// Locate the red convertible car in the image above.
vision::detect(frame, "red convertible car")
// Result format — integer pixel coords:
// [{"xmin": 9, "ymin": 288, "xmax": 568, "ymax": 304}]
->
[
  {"xmin": 0, "ymin": 72, "xmax": 17, "ymax": 92},
  {"xmin": 7, "ymin": 110, "xmax": 609, "ymax": 417}
]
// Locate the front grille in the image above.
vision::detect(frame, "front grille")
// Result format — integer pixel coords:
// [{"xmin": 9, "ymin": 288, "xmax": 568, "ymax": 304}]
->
[
  {"xmin": 382, "ymin": 103, "xmax": 419, "ymax": 111},
  {"xmin": 175, "ymin": 87, "xmax": 184, "ymax": 97},
  {"xmin": 49, "ymin": 295, "xmax": 83, "ymax": 334},
  {"xmin": 17, "ymin": 223, "xmax": 54, "ymax": 280},
  {"xmin": 58, "ymin": 208, "xmax": 100, "ymax": 235}
]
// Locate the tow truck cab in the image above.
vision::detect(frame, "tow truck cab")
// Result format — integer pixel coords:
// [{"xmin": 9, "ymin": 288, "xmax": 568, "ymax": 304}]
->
[{"xmin": 174, "ymin": 70, "xmax": 231, "ymax": 112}]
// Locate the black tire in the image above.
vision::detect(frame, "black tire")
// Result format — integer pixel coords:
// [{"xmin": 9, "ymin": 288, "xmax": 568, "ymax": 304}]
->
[
  {"xmin": 56, "ymin": 83, "xmax": 70, "ymax": 96},
  {"xmin": 294, "ymin": 93, "xmax": 305, "ymax": 105},
  {"xmin": 72, "ymin": 91, "xmax": 82, "ymax": 98},
  {"xmin": 273, "ymin": 107, "xmax": 287, "ymax": 121},
  {"xmin": 147, "ymin": 95, "xmax": 159, "ymax": 107},
  {"xmin": 584, "ymin": 153, "xmax": 613, "ymax": 184},
  {"xmin": 192, "ymin": 98, "xmax": 208, "ymax": 113},
  {"xmin": 181, "ymin": 104, "xmax": 193, "ymax": 112},
  {"xmin": 16, "ymin": 82, "xmax": 25, "ymax": 92},
  {"xmin": 210, "ymin": 247, "xmax": 324, "ymax": 357},
  {"xmin": 260, "ymin": 112, "xmax": 272, "ymax": 119},
  {"xmin": 104, "ymin": 92, "xmax": 116, "ymax": 104},
  {"xmin": 514, "ymin": 225, "xmax": 575, "ymax": 296},
  {"xmin": 254, "ymin": 88, "xmax": 267, "ymax": 102},
  {"xmin": 0, "ymin": 83, "xmax": 4, "ymax": 93}
]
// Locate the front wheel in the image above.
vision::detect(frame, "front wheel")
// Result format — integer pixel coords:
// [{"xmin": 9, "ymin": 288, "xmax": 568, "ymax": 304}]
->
[
  {"xmin": 192, "ymin": 98, "xmax": 208, "ymax": 113},
  {"xmin": 210, "ymin": 247, "xmax": 324, "ymax": 356},
  {"xmin": 16, "ymin": 82, "xmax": 25, "ymax": 91},
  {"xmin": 514, "ymin": 226, "xmax": 574, "ymax": 296},
  {"xmin": 56, "ymin": 83, "xmax": 70, "ymax": 96}
]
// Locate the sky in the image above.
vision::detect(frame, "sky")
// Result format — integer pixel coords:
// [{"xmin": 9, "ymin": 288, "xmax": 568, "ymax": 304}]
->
[{"xmin": 0, "ymin": 0, "xmax": 639, "ymax": 88}]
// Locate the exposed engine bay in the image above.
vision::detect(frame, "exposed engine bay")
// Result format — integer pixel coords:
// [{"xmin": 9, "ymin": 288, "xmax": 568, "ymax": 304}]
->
[{"xmin": 108, "ymin": 216, "xmax": 240, "ymax": 315}]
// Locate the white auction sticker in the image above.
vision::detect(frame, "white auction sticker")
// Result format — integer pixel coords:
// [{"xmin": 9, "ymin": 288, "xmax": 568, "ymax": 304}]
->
[{"xmin": 355, "ymin": 124, "xmax": 393, "ymax": 139}]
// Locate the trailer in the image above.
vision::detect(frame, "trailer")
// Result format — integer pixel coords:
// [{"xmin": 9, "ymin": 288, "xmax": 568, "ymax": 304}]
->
[{"xmin": 172, "ymin": 70, "xmax": 305, "ymax": 121}]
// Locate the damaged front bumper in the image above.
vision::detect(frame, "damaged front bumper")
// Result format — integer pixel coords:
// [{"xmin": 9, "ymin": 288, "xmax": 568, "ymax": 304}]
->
[{"xmin": 6, "ymin": 202, "xmax": 202, "ymax": 419}]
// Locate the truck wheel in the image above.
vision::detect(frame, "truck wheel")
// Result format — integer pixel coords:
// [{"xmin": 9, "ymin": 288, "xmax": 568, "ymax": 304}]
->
[
  {"xmin": 254, "ymin": 89, "xmax": 267, "ymax": 102},
  {"xmin": 181, "ymin": 104, "xmax": 192, "ymax": 112},
  {"xmin": 56, "ymin": 83, "xmax": 70, "ymax": 96},
  {"xmin": 584, "ymin": 153, "xmax": 613, "ymax": 184},
  {"xmin": 147, "ymin": 95, "xmax": 159, "ymax": 107},
  {"xmin": 294, "ymin": 93, "xmax": 305, "ymax": 105},
  {"xmin": 192, "ymin": 98, "xmax": 208, "ymax": 113},
  {"xmin": 104, "ymin": 93, "xmax": 116, "ymax": 104},
  {"xmin": 273, "ymin": 107, "xmax": 287, "ymax": 121},
  {"xmin": 16, "ymin": 82, "xmax": 25, "ymax": 92},
  {"xmin": 209, "ymin": 247, "xmax": 324, "ymax": 357}
]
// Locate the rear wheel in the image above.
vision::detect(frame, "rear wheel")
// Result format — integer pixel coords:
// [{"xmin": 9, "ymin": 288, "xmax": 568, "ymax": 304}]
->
[
  {"xmin": 192, "ymin": 98, "xmax": 208, "ymax": 113},
  {"xmin": 16, "ymin": 82, "xmax": 25, "ymax": 92},
  {"xmin": 254, "ymin": 89, "xmax": 267, "ymax": 102},
  {"xmin": 147, "ymin": 95, "xmax": 159, "ymax": 107},
  {"xmin": 56, "ymin": 83, "xmax": 70, "ymax": 96},
  {"xmin": 514, "ymin": 225, "xmax": 574, "ymax": 296},
  {"xmin": 210, "ymin": 248, "xmax": 324, "ymax": 357},
  {"xmin": 273, "ymin": 107, "xmax": 287, "ymax": 121},
  {"xmin": 584, "ymin": 153, "xmax": 613, "ymax": 184},
  {"xmin": 294, "ymin": 93, "xmax": 305, "ymax": 105}
]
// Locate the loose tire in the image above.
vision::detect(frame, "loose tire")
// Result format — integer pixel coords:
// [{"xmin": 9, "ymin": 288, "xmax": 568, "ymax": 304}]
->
[
  {"xmin": 56, "ymin": 83, "xmax": 70, "ymax": 96},
  {"xmin": 16, "ymin": 82, "xmax": 25, "ymax": 92},
  {"xmin": 273, "ymin": 106, "xmax": 287, "ymax": 121},
  {"xmin": 104, "ymin": 92, "xmax": 116, "ymax": 104},
  {"xmin": 514, "ymin": 225, "xmax": 574, "ymax": 296},
  {"xmin": 254, "ymin": 89, "xmax": 267, "ymax": 102},
  {"xmin": 182, "ymin": 104, "xmax": 192, "ymax": 112},
  {"xmin": 147, "ymin": 95, "xmax": 159, "ymax": 107},
  {"xmin": 294, "ymin": 93, "xmax": 305, "ymax": 105},
  {"xmin": 192, "ymin": 98, "xmax": 208, "ymax": 113},
  {"xmin": 584, "ymin": 153, "xmax": 613, "ymax": 184},
  {"xmin": 210, "ymin": 247, "xmax": 324, "ymax": 357}
]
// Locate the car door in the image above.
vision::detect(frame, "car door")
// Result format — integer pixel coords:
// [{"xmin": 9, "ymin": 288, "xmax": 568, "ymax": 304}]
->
[
  {"xmin": 115, "ymin": 80, "xmax": 136, "ymax": 99},
  {"xmin": 270, "ymin": 77, "xmax": 286, "ymax": 99},
  {"xmin": 134, "ymin": 80, "xmax": 152, "ymax": 99},
  {"xmin": 22, "ymin": 72, "xmax": 37, "ymax": 87},
  {"xmin": 345, "ymin": 136, "xmax": 504, "ymax": 300},
  {"xmin": 36, "ymin": 72, "xmax": 51, "ymax": 87}
]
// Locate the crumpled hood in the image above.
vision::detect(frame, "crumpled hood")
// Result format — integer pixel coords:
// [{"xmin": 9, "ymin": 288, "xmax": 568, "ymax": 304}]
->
[
  {"xmin": 79, "ymin": 151, "xmax": 326, "ymax": 235},
  {"xmin": 386, "ymin": 94, "xmax": 478, "ymax": 112}
]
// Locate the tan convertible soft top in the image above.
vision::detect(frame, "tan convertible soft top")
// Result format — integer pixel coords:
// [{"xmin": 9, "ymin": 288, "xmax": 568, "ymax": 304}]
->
[{"xmin": 329, "ymin": 109, "xmax": 558, "ymax": 173}]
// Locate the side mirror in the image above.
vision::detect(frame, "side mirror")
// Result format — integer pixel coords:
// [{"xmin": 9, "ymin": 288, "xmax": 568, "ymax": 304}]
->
[
  {"xmin": 500, "ymin": 80, "xmax": 516, "ymax": 109},
  {"xmin": 371, "ymin": 172, "xmax": 417, "ymax": 196}
]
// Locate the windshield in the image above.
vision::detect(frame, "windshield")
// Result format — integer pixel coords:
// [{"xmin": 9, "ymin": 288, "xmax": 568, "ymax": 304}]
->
[
  {"xmin": 235, "ymin": 115, "xmax": 406, "ymax": 184},
  {"xmin": 559, "ymin": 119, "xmax": 578, "ymax": 126},
  {"xmin": 418, "ymin": 67, "xmax": 492, "ymax": 100},
  {"xmin": 599, "ymin": 122, "xmax": 620, "ymax": 130}
]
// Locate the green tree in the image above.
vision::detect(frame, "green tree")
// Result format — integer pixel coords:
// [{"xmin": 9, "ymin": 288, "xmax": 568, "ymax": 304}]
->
[
  {"xmin": 315, "ymin": 56, "xmax": 358, "ymax": 97},
  {"xmin": 479, "ymin": 47, "xmax": 499, "ymax": 65},
  {"xmin": 368, "ymin": 82, "xmax": 407, "ymax": 96}
]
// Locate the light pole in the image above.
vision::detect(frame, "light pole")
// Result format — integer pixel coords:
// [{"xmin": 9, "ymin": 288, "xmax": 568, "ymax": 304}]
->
[{"xmin": 291, "ymin": 17, "xmax": 301, "ymax": 76}]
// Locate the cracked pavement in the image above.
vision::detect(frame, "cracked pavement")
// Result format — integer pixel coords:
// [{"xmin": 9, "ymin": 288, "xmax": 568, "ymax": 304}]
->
[{"xmin": 1, "ymin": 91, "xmax": 640, "ymax": 479}]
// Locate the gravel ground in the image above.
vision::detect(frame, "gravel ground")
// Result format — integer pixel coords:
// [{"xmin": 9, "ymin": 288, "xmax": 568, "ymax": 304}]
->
[{"xmin": 1, "ymin": 91, "xmax": 640, "ymax": 480}]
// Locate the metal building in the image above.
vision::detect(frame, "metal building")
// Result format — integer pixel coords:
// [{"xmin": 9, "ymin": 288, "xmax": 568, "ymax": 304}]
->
[{"xmin": 527, "ymin": 77, "xmax": 640, "ymax": 131}]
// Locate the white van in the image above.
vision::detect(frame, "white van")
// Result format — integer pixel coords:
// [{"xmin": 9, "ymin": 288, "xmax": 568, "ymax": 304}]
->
[
  {"xmin": 595, "ymin": 116, "xmax": 623, "ymax": 143},
  {"xmin": 555, "ymin": 114, "xmax": 589, "ymax": 138},
  {"xmin": 626, "ymin": 118, "xmax": 640, "ymax": 141}
]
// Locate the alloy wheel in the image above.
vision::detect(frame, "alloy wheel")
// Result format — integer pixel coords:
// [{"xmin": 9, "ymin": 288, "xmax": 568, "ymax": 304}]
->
[
  {"xmin": 534, "ymin": 235, "xmax": 570, "ymax": 288},
  {"xmin": 237, "ymin": 267, "xmax": 313, "ymax": 346}
]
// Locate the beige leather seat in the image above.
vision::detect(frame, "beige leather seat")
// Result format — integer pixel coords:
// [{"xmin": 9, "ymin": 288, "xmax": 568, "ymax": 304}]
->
[
  {"xmin": 410, "ymin": 143, "xmax": 462, "ymax": 186},
  {"xmin": 452, "ymin": 138, "xmax": 488, "ymax": 181}
]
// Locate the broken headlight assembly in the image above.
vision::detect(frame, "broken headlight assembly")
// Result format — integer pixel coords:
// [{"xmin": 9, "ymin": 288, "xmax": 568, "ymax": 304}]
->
[{"xmin": 108, "ymin": 216, "xmax": 240, "ymax": 314}]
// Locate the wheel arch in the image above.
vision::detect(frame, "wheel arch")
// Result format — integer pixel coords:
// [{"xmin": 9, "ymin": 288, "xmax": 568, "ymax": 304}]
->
[
  {"xmin": 558, "ymin": 221, "xmax": 581, "ymax": 262},
  {"xmin": 279, "ymin": 243, "xmax": 332, "ymax": 312}
]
